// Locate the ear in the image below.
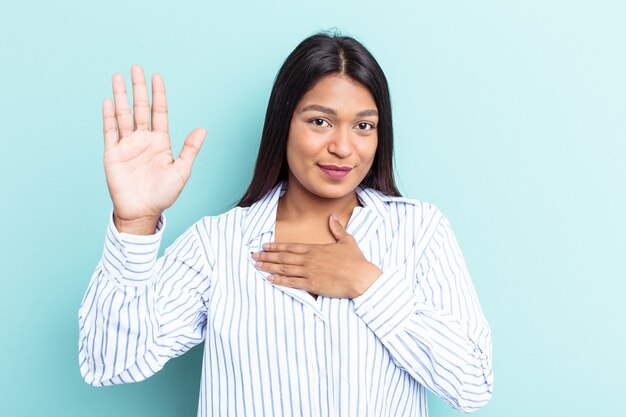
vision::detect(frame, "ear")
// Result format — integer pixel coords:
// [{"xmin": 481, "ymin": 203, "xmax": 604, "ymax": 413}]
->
[{"xmin": 328, "ymin": 212, "xmax": 348, "ymax": 243}]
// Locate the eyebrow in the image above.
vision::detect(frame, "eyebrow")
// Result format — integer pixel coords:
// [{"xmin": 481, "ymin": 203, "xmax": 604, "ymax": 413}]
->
[{"xmin": 300, "ymin": 104, "xmax": 378, "ymax": 117}]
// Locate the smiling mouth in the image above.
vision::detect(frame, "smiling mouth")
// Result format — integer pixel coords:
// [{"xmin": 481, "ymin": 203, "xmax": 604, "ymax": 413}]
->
[{"xmin": 318, "ymin": 164, "xmax": 353, "ymax": 180}]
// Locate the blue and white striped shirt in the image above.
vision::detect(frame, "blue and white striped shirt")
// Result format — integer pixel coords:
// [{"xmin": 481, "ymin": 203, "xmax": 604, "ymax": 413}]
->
[{"xmin": 78, "ymin": 181, "xmax": 493, "ymax": 416}]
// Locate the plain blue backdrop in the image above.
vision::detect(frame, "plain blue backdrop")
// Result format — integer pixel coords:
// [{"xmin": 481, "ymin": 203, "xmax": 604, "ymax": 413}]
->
[{"xmin": 1, "ymin": 1, "xmax": 624, "ymax": 416}]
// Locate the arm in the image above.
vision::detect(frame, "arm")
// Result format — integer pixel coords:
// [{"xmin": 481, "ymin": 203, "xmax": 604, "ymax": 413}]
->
[
  {"xmin": 78, "ymin": 211, "xmax": 213, "ymax": 386},
  {"xmin": 352, "ymin": 213, "xmax": 493, "ymax": 413},
  {"xmin": 250, "ymin": 205, "xmax": 493, "ymax": 411}
]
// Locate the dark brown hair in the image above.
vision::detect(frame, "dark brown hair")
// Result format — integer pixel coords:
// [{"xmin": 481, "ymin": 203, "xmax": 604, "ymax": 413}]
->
[{"xmin": 238, "ymin": 31, "xmax": 401, "ymax": 207}]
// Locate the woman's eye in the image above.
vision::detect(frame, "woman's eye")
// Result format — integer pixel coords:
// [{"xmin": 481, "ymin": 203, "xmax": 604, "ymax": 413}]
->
[
  {"xmin": 357, "ymin": 122, "xmax": 375, "ymax": 131},
  {"xmin": 311, "ymin": 118, "xmax": 330, "ymax": 127}
]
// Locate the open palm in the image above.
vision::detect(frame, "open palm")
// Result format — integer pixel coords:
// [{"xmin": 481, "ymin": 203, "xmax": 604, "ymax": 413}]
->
[{"xmin": 103, "ymin": 65, "xmax": 206, "ymax": 226}]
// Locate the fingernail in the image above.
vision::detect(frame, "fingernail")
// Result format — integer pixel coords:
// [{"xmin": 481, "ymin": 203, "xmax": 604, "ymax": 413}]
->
[
  {"xmin": 262, "ymin": 243, "xmax": 270, "ymax": 250},
  {"xmin": 331, "ymin": 212, "xmax": 339, "ymax": 221},
  {"xmin": 251, "ymin": 252, "xmax": 259, "ymax": 260},
  {"xmin": 266, "ymin": 275, "xmax": 275, "ymax": 282}
]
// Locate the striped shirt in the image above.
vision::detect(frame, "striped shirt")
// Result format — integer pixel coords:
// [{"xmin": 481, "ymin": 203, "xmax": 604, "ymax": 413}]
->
[{"xmin": 78, "ymin": 181, "xmax": 493, "ymax": 416}]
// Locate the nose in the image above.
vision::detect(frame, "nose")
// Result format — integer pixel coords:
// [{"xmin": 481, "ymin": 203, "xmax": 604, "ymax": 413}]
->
[{"xmin": 327, "ymin": 127, "xmax": 352, "ymax": 158}]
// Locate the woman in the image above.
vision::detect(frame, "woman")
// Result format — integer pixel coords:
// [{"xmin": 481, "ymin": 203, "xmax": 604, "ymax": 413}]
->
[{"xmin": 78, "ymin": 33, "xmax": 493, "ymax": 416}]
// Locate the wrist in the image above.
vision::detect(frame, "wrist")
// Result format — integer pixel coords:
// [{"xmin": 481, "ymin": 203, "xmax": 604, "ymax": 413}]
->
[
  {"xmin": 352, "ymin": 261, "xmax": 382, "ymax": 298},
  {"xmin": 113, "ymin": 212, "xmax": 161, "ymax": 235}
]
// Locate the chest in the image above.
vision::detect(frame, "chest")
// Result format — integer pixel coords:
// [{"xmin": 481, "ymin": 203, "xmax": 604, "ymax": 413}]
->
[
  {"xmin": 203, "ymin": 224, "xmax": 419, "ymax": 392},
  {"xmin": 206, "ymin": 214, "xmax": 413, "ymax": 327}
]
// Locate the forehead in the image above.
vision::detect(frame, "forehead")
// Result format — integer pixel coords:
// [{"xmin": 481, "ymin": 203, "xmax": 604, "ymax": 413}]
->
[{"xmin": 297, "ymin": 74, "xmax": 377, "ymax": 111}]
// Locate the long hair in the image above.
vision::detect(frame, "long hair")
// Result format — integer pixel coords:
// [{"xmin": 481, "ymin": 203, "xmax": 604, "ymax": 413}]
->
[{"xmin": 238, "ymin": 31, "xmax": 401, "ymax": 207}]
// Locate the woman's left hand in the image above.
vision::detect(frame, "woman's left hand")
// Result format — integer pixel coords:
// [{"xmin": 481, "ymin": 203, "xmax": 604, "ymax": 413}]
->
[{"xmin": 252, "ymin": 214, "xmax": 382, "ymax": 298}]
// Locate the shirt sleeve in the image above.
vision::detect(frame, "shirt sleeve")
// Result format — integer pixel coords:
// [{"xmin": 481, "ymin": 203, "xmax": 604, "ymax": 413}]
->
[
  {"xmin": 352, "ymin": 211, "xmax": 493, "ymax": 413},
  {"xmin": 78, "ymin": 210, "xmax": 213, "ymax": 386}
]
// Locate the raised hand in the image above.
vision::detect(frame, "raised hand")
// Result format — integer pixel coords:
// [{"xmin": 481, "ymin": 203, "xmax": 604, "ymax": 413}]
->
[
  {"xmin": 102, "ymin": 65, "xmax": 206, "ymax": 234},
  {"xmin": 252, "ymin": 214, "xmax": 383, "ymax": 298}
]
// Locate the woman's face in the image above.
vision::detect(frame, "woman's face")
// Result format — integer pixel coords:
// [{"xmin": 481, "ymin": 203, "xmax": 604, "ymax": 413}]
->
[{"xmin": 286, "ymin": 73, "xmax": 379, "ymax": 200}]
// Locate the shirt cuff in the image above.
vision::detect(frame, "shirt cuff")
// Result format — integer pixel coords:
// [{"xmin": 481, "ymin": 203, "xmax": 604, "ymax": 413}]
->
[
  {"xmin": 352, "ymin": 266, "xmax": 415, "ymax": 340},
  {"xmin": 100, "ymin": 209, "xmax": 166, "ymax": 286}
]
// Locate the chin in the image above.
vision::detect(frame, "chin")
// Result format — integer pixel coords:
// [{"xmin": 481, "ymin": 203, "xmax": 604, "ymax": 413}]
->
[{"xmin": 302, "ymin": 178, "xmax": 362, "ymax": 200}]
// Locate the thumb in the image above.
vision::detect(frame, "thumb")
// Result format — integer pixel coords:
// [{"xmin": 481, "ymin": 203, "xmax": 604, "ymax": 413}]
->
[
  {"xmin": 329, "ymin": 212, "xmax": 348, "ymax": 243},
  {"xmin": 174, "ymin": 128, "xmax": 207, "ymax": 176}
]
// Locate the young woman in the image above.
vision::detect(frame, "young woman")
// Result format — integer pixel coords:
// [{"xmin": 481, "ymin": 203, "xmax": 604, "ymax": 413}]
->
[{"xmin": 78, "ymin": 33, "xmax": 493, "ymax": 416}]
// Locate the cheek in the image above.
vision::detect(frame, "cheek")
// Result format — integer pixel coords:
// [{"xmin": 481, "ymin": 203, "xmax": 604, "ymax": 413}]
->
[
  {"xmin": 287, "ymin": 129, "xmax": 323, "ymax": 161},
  {"xmin": 356, "ymin": 135, "xmax": 378, "ymax": 165},
  {"xmin": 286, "ymin": 126, "xmax": 314, "ymax": 171}
]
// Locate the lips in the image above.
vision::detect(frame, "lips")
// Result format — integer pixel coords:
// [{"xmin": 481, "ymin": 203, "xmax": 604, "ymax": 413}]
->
[{"xmin": 318, "ymin": 164, "xmax": 353, "ymax": 180}]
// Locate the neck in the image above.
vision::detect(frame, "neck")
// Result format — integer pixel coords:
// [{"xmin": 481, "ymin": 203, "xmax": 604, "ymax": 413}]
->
[{"xmin": 277, "ymin": 175, "xmax": 361, "ymax": 225}]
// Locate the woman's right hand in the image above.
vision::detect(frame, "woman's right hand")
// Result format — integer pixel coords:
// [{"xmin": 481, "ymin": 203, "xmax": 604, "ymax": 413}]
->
[{"xmin": 102, "ymin": 65, "xmax": 206, "ymax": 234}]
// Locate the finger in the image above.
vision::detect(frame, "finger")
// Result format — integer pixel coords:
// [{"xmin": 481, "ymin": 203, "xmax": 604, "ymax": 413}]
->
[
  {"xmin": 328, "ymin": 212, "xmax": 348, "ymax": 243},
  {"xmin": 112, "ymin": 73, "xmax": 134, "ymax": 138},
  {"xmin": 131, "ymin": 64, "xmax": 150, "ymax": 130},
  {"xmin": 255, "ymin": 261, "xmax": 306, "ymax": 278},
  {"xmin": 151, "ymin": 73, "xmax": 168, "ymax": 133},
  {"xmin": 254, "ymin": 250, "xmax": 305, "ymax": 266},
  {"xmin": 102, "ymin": 98, "xmax": 118, "ymax": 151},
  {"xmin": 267, "ymin": 275, "xmax": 309, "ymax": 290},
  {"xmin": 173, "ymin": 128, "xmax": 207, "ymax": 178},
  {"xmin": 261, "ymin": 242, "xmax": 310, "ymax": 253}
]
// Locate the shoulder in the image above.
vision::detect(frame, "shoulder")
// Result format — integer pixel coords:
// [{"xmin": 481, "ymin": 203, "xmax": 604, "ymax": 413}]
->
[
  {"xmin": 190, "ymin": 205, "xmax": 247, "ymax": 237},
  {"xmin": 167, "ymin": 206, "xmax": 250, "ymax": 269},
  {"xmin": 360, "ymin": 187, "xmax": 448, "ymax": 230},
  {"xmin": 365, "ymin": 190, "xmax": 465, "ymax": 261}
]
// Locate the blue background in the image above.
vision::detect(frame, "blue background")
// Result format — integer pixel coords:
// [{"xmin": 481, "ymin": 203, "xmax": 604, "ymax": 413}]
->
[{"xmin": 1, "ymin": 1, "xmax": 624, "ymax": 416}]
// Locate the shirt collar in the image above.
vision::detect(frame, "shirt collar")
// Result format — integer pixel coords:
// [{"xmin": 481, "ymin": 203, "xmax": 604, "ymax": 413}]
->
[
  {"xmin": 241, "ymin": 181, "xmax": 286, "ymax": 245},
  {"xmin": 241, "ymin": 180, "xmax": 393, "ymax": 244}
]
